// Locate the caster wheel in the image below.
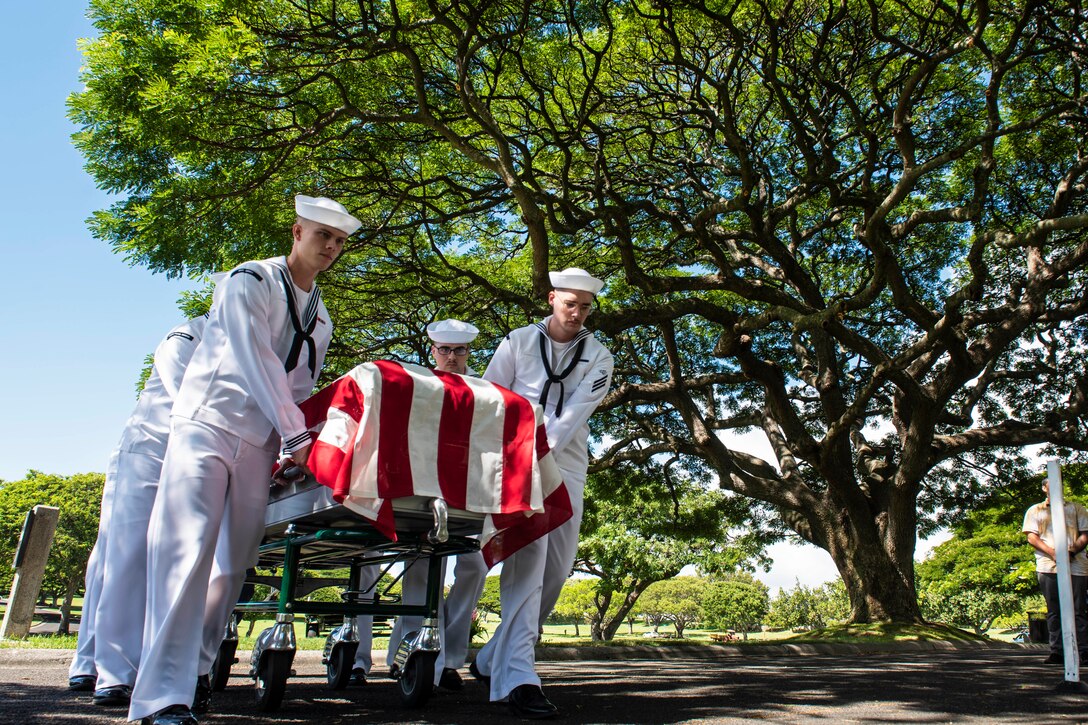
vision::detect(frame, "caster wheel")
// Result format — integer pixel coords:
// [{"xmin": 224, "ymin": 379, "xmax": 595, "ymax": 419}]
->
[
  {"xmin": 254, "ymin": 651, "xmax": 292, "ymax": 711},
  {"xmin": 326, "ymin": 642, "xmax": 359, "ymax": 690},
  {"xmin": 397, "ymin": 648, "xmax": 437, "ymax": 707}
]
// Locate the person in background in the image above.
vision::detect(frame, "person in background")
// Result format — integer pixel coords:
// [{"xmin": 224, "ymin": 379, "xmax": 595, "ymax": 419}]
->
[
  {"xmin": 87, "ymin": 310, "xmax": 214, "ymax": 709},
  {"xmin": 376, "ymin": 319, "xmax": 490, "ymax": 691},
  {"xmin": 1023, "ymin": 479, "xmax": 1088, "ymax": 665}
]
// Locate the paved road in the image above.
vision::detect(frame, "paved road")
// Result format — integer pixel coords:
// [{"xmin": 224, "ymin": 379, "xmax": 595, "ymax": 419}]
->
[{"xmin": 2, "ymin": 644, "xmax": 1086, "ymax": 723}]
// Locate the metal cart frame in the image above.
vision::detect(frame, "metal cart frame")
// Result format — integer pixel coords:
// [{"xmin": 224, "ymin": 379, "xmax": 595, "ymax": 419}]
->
[{"xmin": 213, "ymin": 480, "xmax": 483, "ymax": 710}]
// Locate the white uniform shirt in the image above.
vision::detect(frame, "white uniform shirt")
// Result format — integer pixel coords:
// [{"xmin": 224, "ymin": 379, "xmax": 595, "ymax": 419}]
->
[
  {"xmin": 116, "ymin": 315, "xmax": 207, "ymax": 455},
  {"xmin": 1023, "ymin": 500, "xmax": 1088, "ymax": 576},
  {"xmin": 171, "ymin": 256, "xmax": 333, "ymax": 453},
  {"xmin": 483, "ymin": 316, "xmax": 612, "ymax": 474}
]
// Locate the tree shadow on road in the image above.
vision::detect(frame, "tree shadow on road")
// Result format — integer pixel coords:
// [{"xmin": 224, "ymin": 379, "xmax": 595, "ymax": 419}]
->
[{"xmin": 0, "ymin": 648, "xmax": 1083, "ymax": 724}]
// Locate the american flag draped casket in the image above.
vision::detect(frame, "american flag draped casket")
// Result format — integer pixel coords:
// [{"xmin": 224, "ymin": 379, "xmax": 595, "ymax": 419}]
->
[{"xmin": 295, "ymin": 360, "xmax": 572, "ymax": 566}]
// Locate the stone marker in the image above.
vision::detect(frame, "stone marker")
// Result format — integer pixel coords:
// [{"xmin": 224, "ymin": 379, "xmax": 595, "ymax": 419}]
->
[{"xmin": 1, "ymin": 505, "xmax": 60, "ymax": 640}]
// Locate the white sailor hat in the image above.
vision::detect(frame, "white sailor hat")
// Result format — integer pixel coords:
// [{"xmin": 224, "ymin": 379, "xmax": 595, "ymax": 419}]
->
[
  {"xmin": 549, "ymin": 267, "xmax": 605, "ymax": 295},
  {"xmin": 426, "ymin": 319, "xmax": 479, "ymax": 345},
  {"xmin": 295, "ymin": 194, "xmax": 363, "ymax": 236}
]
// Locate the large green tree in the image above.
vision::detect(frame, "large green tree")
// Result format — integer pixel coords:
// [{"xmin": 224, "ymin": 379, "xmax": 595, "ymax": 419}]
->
[{"xmin": 71, "ymin": 0, "xmax": 1088, "ymax": 621}]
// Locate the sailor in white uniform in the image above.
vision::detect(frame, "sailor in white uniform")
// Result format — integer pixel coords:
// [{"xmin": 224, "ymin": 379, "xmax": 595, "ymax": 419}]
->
[
  {"xmin": 470, "ymin": 268, "xmax": 613, "ymax": 719},
  {"xmin": 128, "ymin": 195, "xmax": 361, "ymax": 725},
  {"xmin": 66, "ymin": 451, "xmax": 119, "ymax": 693},
  {"xmin": 84, "ymin": 313, "xmax": 210, "ymax": 708},
  {"xmin": 379, "ymin": 319, "xmax": 490, "ymax": 690}
]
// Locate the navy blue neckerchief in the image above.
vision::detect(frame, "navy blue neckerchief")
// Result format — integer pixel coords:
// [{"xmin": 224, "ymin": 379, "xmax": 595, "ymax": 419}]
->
[
  {"xmin": 276, "ymin": 266, "xmax": 322, "ymax": 379},
  {"xmin": 537, "ymin": 330, "xmax": 587, "ymax": 418}
]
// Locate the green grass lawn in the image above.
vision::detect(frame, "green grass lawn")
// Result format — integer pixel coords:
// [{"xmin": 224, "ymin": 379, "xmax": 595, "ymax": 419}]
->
[{"xmin": 0, "ymin": 601, "xmax": 1023, "ymax": 651}]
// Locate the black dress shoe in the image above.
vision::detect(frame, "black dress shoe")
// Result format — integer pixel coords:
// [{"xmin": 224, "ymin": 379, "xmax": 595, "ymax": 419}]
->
[
  {"xmin": 139, "ymin": 701, "xmax": 199, "ymax": 722},
  {"xmin": 349, "ymin": 667, "xmax": 367, "ymax": 686},
  {"xmin": 508, "ymin": 684, "xmax": 557, "ymax": 719},
  {"xmin": 92, "ymin": 684, "xmax": 132, "ymax": 706},
  {"xmin": 68, "ymin": 674, "xmax": 97, "ymax": 692},
  {"xmin": 469, "ymin": 660, "xmax": 490, "ymax": 687},
  {"xmin": 139, "ymin": 704, "xmax": 198, "ymax": 725},
  {"xmin": 1045, "ymin": 651, "xmax": 1065, "ymax": 664},
  {"xmin": 193, "ymin": 673, "xmax": 212, "ymax": 714},
  {"xmin": 438, "ymin": 667, "xmax": 464, "ymax": 691}
]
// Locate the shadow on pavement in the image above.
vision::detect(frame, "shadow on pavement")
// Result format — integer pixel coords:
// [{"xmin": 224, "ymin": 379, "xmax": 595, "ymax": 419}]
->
[{"xmin": 0, "ymin": 647, "xmax": 1084, "ymax": 723}]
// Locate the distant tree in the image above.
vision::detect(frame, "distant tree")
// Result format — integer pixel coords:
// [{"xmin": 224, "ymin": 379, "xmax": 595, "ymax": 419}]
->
[
  {"xmin": 623, "ymin": 611, "xmax": 639, "ymax": 636},
  {"xmin": 637, "ymin": 601, "xmax": 671, "ymax": 636},
  {"xmin": 476, "ymin": 575, "xmax": 502, "ymax": 620},
  {"xmin": 918, "ymin": 585, "xmax": 1022, "ymax": 635},
  {"xmin": 576, "ymin": 464, "xmax": 764, "ymax": 641},
  {"xmin": 915, "ymin": 524, "xmax": 1034, "ymax": 635},
  {"xmin": 767, "ymin": 579, "xmax": 851, "ymax": 631},
  {"xmin": 815, "ymin": 580, "xmax": 851, "ymax": 626},
  {"xmin": 0, "ymin": 471, "xmax": 105, "ymax": 633},
  {"xmin": 637, "ymin": 577, "xmax": 707, "ymax": 639},
  {"xmin": 551, "ymin": 578, "xmax": 599, "ymax": 638},
  {"xmin": 702, "ymin": 573, "xmax": 770, "ymax": 640}
]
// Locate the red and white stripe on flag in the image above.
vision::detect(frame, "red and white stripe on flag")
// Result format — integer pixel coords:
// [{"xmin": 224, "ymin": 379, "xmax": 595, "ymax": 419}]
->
[{"xmin": 297, "ymin": 360, "xmax": 572, "ymax": 566}]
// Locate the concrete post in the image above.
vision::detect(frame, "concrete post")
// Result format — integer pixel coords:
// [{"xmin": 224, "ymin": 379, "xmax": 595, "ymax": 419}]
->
[
  {"xmin": 1046, "ymin": 460, "xmax": 1083, "ymax": 688},
  {"xmin": 1, "ymin": 505, "xmax": 60, "ymax": 640}
]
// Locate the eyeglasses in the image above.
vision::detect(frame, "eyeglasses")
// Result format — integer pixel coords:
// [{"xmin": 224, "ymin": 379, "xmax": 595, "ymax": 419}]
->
[{"xmin": 434, "ymin": 346, "xmax": 469, "ymax": 356}]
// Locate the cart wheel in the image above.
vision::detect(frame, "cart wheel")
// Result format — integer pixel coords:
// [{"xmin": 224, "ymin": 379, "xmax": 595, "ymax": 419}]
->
[
  {"xmin": 254, "ymin": 651, "xmax": 291, "ymax": 711},
  {"xmin": 326, "ymin": 642, "xmax": 359, "ymax": 690},
  {"xmin": 209, "ymin": 639, "xmax": 238, "ymax": 691},
  {"xmin": 397, "ymin": 651, "xmax": 437, "ymax": 707}
]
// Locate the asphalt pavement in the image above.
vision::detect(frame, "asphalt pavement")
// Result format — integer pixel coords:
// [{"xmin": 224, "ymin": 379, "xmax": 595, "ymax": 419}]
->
[{"xmin": 1, "ymin": 642, "xmax": 1086, "ymax": 724}]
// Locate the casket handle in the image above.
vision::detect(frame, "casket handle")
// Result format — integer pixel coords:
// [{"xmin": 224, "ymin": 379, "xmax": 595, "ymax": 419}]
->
[{"xmin": 428, "ymin": 498, "xmax": 449, "ymax": 544}]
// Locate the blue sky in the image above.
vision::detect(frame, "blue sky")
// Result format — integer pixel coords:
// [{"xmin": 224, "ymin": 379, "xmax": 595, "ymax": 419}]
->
[{"xmin": 1, "ymin": 3, "xmax": 198, "ymax": 484}]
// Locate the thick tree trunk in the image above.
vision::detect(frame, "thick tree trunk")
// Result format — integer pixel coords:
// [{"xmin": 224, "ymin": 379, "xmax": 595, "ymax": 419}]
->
[
  {"xmin": 820, "ymin": 506, "xmax": 923, "ymax": 623},
  {"xmin": 838, "ymin": 557, "xmax": 921, "ymax": 622}
]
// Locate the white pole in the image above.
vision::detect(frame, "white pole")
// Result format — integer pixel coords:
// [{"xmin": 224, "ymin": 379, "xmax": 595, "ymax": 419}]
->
[{"xmin": 1046, "ymin": 459, "xmax": 1079, "ymax": 683}]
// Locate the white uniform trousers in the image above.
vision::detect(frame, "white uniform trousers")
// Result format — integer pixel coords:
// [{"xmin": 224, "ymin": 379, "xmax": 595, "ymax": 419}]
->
[
  {"xmin": 350, "ymin": 561, "xmax": 382, "ymax": 674},
  {"xmin": 128, "ymin": 419, "xmax": 276, "ymax": 721},
  {"xmin": 197, "ymin": 520, "xmax": 257, "ymax": 676},
  {"xmin": 473, "ymin": 469, "xmax": 585, "ymax": 701},
  {"xmin": 441, "ymin": 547, "xmax": 489, "ymax": 671},
  {"xmin": 68, "ymin": 451, "xmax": 119, "ymax": 679},
  {"xmin": 93, "ymin": 449, "xmax": 165, "ymax": 688}
]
